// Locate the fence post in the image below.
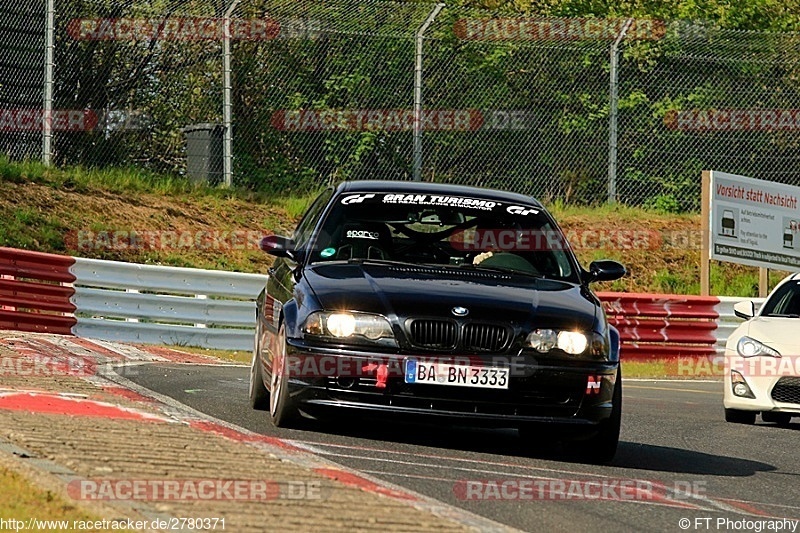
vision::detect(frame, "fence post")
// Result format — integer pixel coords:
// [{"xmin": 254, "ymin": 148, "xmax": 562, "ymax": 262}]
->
[
  {"xmin": 413, "ymin": 3, "xmax": 445, "ymax": 182},
  {"xmin": 42, "ymin": 0, "xmax": 55, "ymax": 165},
  {"xmin": 607, "ymin": 18, "xmax": 633, "ymax": 203},
  {"xmin": 222, "ymin": 0, "xmax": 241, "ymax": 188}
]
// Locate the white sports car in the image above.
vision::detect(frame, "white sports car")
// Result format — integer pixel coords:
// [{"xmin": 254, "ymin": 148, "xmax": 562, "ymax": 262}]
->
[{"xmin": 724, "ymin": 273, "xmax": 800, "ymax": 425}]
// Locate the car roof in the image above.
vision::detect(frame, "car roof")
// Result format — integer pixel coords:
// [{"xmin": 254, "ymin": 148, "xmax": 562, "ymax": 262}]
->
[
  {"xmin": 336, "ymin": 180, "xmax": 544, "ymax": 208},
  {"xmin": 768, "ymin": 272, "xmax": 800, "ymax": 296}
]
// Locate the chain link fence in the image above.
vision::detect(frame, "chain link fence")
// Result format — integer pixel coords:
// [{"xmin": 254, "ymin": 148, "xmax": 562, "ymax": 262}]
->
[
  {"xmin": 4, "ymin": 0, "xmax": 800, "ymax": 211},
  {"xmin": 1, "ymin": 1, "xmax": 47, "ymax": 160},
  {"xmin": 618, "ymin": 24, "xmax": 800, "ymax": 211},
  {"xmin": 48, "ymin": 0, "xmax": 225, "ymax": 175}
]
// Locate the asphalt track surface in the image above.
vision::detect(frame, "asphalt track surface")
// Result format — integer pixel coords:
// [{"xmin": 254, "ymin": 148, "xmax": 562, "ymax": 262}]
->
[{"xmin": 129, "ymin": 364, "xmax": 800, "ymax": 533}]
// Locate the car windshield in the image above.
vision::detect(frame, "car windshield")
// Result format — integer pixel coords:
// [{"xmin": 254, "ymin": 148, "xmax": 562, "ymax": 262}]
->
[
  {"xmin": 308, "ymin": 191, "xmax": 579, "ymax": 281},
  {"xmin": 761, "ymin": 279, "xmax": 800, "ymax": 317}
]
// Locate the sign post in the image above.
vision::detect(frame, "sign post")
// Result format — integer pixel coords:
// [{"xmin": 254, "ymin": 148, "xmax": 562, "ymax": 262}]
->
[{"xmin": 701, "ymin": 171, "xmax": 711, "ymax": 296}]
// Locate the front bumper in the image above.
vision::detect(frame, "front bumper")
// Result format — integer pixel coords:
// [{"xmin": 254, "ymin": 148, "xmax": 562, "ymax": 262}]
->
[
  {"xmin": 723, "ymin": 352, "xmax": 800, "ymax": 413},
  {"xmin": 283, "ymin": 339, "xmax": 619, "ymax": 428}
]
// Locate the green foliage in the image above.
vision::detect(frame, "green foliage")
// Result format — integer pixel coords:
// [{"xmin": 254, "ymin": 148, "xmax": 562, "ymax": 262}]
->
[
  {"xmin": 644, "ymin": 194, "xmax": 682, "ymax": 214},
  {"xmin": 276, "ymin": 194, "xmax": 318, "ymax": 220},
  {"xmin": 652, "ymin": 269, "xmax": 684, "ymax": 294},
  {"xmin": 0, "ymin": 208, "xmax": 66, "ymax": 251},
  {"xmin": 623, "ymin": 167, "xmax": 702, "ymax": 212}
]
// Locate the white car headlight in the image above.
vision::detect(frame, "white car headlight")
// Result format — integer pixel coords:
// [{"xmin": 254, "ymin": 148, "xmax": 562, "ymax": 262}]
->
[
  {"xmin": 304, "ymin": 311, "xmax": 395, "ymax": 343},
  {"xmin": 526, "ymin": 329, "xmax": 589, "ymax": 356},
  {"xmin": 737, "ymin": 336, "xmax": 781, "ymax": 358},
  {"xmin": 557, "ymin": 331, "xmax": 589, "ymax": 355},
  {"xmin": 526, "ymin": 329, "xmax": 557, "ymax": 352},
  {"xmin": 326, "ymin": 313, "xmax": 356, "ymax": 337}
]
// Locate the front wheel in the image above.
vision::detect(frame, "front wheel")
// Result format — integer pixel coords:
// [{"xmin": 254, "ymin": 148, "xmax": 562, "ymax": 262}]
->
[
  {"xmin": 578, "ymin": 370, "xmax": 622, "ymax": 464},
  {"xmin": 268, "ymin": 324, "xmax": 301, "ymax": 428},
  {"xmin": 249, "ymin": 323, "xmax": 269, "ymax": 410}
]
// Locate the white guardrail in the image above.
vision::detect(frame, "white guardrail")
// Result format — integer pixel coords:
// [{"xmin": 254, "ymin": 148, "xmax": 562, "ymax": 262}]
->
[
  {"xmin": 63, "ymin": 256, "xmax": 763, "ymax": 354},
  {"xmin": 70, "ymin": 257, "xmax": 268, "ymax": 351}
]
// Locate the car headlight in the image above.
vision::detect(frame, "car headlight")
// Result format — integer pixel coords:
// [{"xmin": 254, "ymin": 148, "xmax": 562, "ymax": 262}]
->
[
  {"xmin": 526, "ymin": 329, "xmax": 600, "ymax": 357},
  {"xmin": 737, "ymin": 336, "xmax": 781, "ymax": 358},
  {"xmin": 557, "ymin": 331, "xmax": 588, "ymax": 355},
  {"xmin": 526, "ymin": 329, "xmax": 557, "ymax": 352},
  {"xmin": 303, "ymin": 311, "xmax": 396, "ymax": 346}
]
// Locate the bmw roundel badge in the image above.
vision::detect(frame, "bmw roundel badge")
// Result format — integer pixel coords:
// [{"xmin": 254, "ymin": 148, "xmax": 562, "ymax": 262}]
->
[{"xmin": 452, "ymin": 306, "xmax": 469, "ymax": 317}]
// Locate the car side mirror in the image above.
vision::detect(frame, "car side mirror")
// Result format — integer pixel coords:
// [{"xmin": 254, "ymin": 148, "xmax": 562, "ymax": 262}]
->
[
  {"xmin": 586, "ymin": 260, "xmax": 626, "ymax": 283},
  {"xmin": 733, "ymin": 300, "xmax": 755, "ymax": 320},
  {"xmin": 260, "ymin": 235, "xmax": 297, "ymax": 260}
]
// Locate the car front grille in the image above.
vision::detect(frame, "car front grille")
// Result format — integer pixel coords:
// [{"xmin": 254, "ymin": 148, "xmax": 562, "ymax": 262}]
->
[
  {"xmin": 463, "ymin": 323, "xmax": 509, "ymax": 352},
  {"xmin": 408, "ymin": 319, "xmax": 457, "ymax": 349},
  {"xmin": 406, "ymin": 319, "xmax": 511, "ymax": 352},
  {"xmin": 771, "ymin": 377, "xmax": 800, "ymax": 405}
]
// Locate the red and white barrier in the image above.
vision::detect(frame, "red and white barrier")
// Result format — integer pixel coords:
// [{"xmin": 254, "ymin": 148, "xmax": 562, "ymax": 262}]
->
[
  {"xmin": 0, "ymin": 247, "xmax": 265, "ymax": 350},
  {"xmin": 599, "ymin": 292, "xmax": 720, "ymax": 360},
  {"xmin": 0, "ymin": 246, "xmax": 757, "ymax": 357},
  {"xmin": 0, "ymin": 248, "xmax": 77, "ymax": 335}
]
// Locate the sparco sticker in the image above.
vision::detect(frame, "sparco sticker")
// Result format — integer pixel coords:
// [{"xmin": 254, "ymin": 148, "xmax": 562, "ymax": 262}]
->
[
  {"xmin": 346, "ymin": 230, "xmax": 380, "ymax": 240},
  {"xmin": 381, "ymin": 194, "xmax": 497, "ymax": 210}
]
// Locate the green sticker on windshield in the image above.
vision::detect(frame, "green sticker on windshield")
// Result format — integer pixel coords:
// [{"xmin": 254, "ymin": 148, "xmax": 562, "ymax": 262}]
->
[{"xmin": 321, "ymin": 247, "xmax": 336, "ymax": 258}]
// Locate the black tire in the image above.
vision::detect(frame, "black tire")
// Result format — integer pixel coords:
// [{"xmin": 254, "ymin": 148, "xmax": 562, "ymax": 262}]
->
[
  {"xmin": 249, "ymin": 322, "xmax": 270, "ymax": 410},
  {"xmin": 725, "ymin": 408, "xmax": 756, "ymax": 424},
  {"xmin": 578, "ymin": 369, "xmax": 622, "ymax": 464},
  {"xmin": 761, "ymin": 411, "xmax": 792, "ymax": 426},
  {"xmin": 268, "ymin": 324, "xmax": 301, "ymax": 428}
]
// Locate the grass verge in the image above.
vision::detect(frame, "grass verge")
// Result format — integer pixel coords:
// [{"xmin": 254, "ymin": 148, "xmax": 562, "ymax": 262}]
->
[
  {"xmin": 622, "ymin": 359, "xmax": 723, "ymax": 380},
  {"xmin": 164, "ymin": 345, "xmax": 251, "ymax": 364},
  {"xmin": 0, "ymin": 465, "xmax": 129, "ymax": 531}
]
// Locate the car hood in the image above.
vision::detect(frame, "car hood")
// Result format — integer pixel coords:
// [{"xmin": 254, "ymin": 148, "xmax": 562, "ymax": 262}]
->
[
  {"xmin": 743, "ymin": 317, "xmax": 800, "ymax": 354},
  {"xmin": 304, "ymin": 262, "xmax": 598, "ymax": 331}
]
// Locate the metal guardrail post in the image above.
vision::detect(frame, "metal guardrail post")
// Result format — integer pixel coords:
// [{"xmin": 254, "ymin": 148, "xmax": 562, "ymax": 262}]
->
[
  {"xmin": 222, "ymin": 0, "xmax": 241, "ymax": 188},
  {"xmin": 607, "ymin": 18, "xmax": 633, "ymax": 203},
  {"xmin": 42, "ymin": 0, "xmax": 55, "ymax": 165},
  {"xmin": 413, "ymin": 3, "xmax": 445, "ymax": 182}
]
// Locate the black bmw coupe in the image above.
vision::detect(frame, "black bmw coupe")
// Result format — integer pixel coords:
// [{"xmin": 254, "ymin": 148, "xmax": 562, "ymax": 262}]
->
[{"xmin": 250, "ymin": 181, "xmax": 626, "ymax": 462}]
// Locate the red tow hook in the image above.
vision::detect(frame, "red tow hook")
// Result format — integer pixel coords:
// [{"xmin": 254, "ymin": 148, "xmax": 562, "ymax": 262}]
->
[
  {"xmin": 361, "ymin": 363, "xmax": 390, "ymax": 389},
  {"xmin": 376, "ymin": 364, "xmax": 389, "ymax": 388}
]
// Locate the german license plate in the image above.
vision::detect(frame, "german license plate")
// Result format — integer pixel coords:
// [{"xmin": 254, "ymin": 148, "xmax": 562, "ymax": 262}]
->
[{"xmin": 404, "ymin": 359, "xmax": 509, "ymax": 389}]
